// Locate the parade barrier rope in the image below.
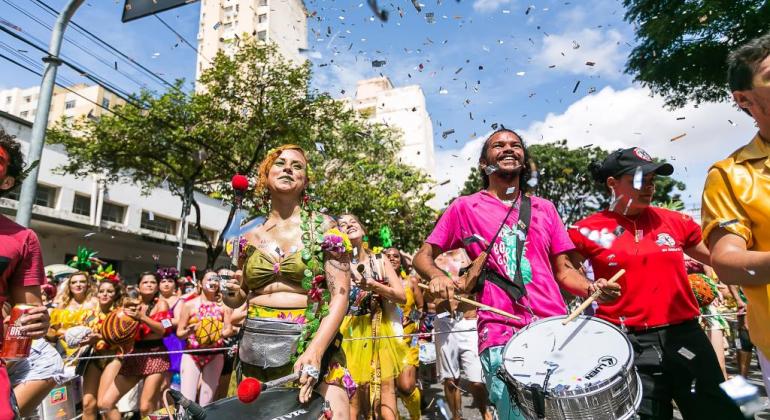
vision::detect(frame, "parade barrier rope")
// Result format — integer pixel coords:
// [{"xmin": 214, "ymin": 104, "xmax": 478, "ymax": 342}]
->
[{"xmin": 69, "ymin": 312, "xmax": 743, "ymax": 361}]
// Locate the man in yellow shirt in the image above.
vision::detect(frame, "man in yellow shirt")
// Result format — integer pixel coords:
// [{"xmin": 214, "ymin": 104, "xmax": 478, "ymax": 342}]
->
[{"xmin": 702, "ymin": 33, "xmax": 770, "ymax": 393}]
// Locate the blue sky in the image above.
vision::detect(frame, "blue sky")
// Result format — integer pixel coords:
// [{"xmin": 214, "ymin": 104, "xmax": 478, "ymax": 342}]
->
[{"xmin": 0, "ymin": 0, "xmax": 757, "ymax": 209}]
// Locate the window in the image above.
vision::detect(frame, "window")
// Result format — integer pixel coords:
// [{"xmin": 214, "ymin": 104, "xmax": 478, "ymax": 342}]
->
[
  {"xmin": 24, "ymin": 96, "xmax": 31, "ymax": 103},
  {"xmin": 34, "ymin": 185, "xmax": 57, "ymax": 208},
  {"xmin": 258, "ymin": 0, "xmax": 267, "ymax": 6},
  {"xmin": 72, "ymin": 194, "xmax": 91, "ymax": 216},
  {"xmin": 258, "ymin": 13, "xmax": 267, "ymax": 23},
  {"xmin": 3, "ymin": 189, "xmax": 19, "ymax": 200},
  {"xmin": 5, "ymin": 96, "xmax": 10, "ymax": 104},
  {"xmin": 257, "ymin": 30, "xmax": 267, "ymax": 41},
  {"xmin": 19, "ymin": 111, "xmax": 28, "ymax": 118},
  {"xmin": 187, "ymin": 226, "xmax": 215, "ymax": 243},
  {"xmin": 65, "ymin": 100, "xmax": 76, "ymax": 109},
  {"xmin": 141, "ymin": 211, "xmax": 177, "ymax": 234},
  {"xmin": 101, "ymin": 98, "xmax": 110, "ymax": 109},
  {"xmin": 101, "ymin": 202, "xmax": 125, "ymax": 224}
]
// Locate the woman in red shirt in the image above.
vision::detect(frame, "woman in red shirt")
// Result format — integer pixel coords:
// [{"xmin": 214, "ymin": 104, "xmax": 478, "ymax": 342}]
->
[{"xmin": 569, "ymin": 147, "xmax": 742, "ymax": 420}]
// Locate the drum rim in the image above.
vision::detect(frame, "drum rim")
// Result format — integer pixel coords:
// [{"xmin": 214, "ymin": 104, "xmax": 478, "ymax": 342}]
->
[{"xmin": 501, "ymin": 314, "xmax": 635, "ymax": 397}]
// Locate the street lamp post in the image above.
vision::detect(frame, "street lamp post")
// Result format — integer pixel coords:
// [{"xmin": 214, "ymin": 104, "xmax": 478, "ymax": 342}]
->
[{"xmin": 15, "ymin": 0, "xmax": 84, "ymax": 227}]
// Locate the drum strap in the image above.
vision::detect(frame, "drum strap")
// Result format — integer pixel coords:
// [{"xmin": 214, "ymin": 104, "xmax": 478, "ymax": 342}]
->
[{"xmin": 471, "ymin": 195, "xmax": 532, "ymax": 302}]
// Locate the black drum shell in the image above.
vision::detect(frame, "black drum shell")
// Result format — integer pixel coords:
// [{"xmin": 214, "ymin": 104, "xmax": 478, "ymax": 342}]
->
[{"xmin": 203, "ymin": 388, "xmax": 323, "ymax": 419}]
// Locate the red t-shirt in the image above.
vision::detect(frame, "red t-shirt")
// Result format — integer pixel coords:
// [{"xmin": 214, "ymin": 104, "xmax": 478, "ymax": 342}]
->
[
  {"xmin": 0, "ymin": 214, "xmax": 45, "ymax": 299},
  {"xmin": 569, "ymin": 207, "xmax": 701, "ymax": 329}
]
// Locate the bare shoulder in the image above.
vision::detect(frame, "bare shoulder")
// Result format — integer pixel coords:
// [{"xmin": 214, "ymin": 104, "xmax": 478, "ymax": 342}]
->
[
  {"xmin": 318, "ymin": 213, "xmax": 337, "ymax": 231},
  {"xmin": 154, "ymin": 299, "xmax": 170, "ymax": 312}
]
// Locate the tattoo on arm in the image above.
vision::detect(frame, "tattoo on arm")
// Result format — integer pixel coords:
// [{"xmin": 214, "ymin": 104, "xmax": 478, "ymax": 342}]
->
[
  {"xmin": 327, "ymin": 259, "xmax": 351, "ymax": 272},
  {"xmin": 325, "ymin": 259, "xmax": 350, "ymax": 296}
]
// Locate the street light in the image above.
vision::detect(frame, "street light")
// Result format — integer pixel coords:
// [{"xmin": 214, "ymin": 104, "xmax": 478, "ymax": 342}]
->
[{"xmin": 15, "ymin": 0, "xmax": 84, "ymax": 227}]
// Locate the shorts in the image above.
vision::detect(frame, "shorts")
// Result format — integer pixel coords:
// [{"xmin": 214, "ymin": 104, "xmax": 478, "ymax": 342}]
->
[
  {"xmin": 433, "ymin": 316, "xmax": 483, "ymax": 383},
  {"xmin": 480, "ymin": 347, "xmax": 526, "ymax": 420},
  {"xmin": 735, "ymin": 315, "xmax": 754, "ymax": 352},
  {"xmin": 6, "ymin": 339, "xmax": 67, "ymax": 386}
]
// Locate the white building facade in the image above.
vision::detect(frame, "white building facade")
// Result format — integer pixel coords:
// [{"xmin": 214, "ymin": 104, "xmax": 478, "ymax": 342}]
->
[
  {"xmin": 349, "ymin": 77, "xmax": 436, "ymax": 179},
  {"xmin": 0, "ymin": 111, "xmax": 230, "ymax": 282},
  {"xmin": 195, "ymin": 0, "xmax": 308, "ymax": 80},
  {"xmin": 0, "ymin": 84, "xmax": 124, "ymax": 126}
]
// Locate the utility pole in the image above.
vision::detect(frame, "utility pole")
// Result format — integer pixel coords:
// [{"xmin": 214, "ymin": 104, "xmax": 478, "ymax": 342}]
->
[{"xmin": 16, "ymin": 0, "xmax": 84, "ymax": 227}]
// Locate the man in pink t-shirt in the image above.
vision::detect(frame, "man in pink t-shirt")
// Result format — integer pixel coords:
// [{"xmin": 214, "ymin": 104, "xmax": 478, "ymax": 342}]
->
[
  {"xmin": 0, "ymin": 129, "xmax": 50, "ymax": 419},
  {"xmin": 414, "ymin": 129, "xmax": 620, "ymax": 420}
]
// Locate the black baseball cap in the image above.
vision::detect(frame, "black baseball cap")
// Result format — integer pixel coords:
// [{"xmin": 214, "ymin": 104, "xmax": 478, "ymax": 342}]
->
[{"xmin": 594, "ymin": 147, "xmax": 673, "ymax": 182}]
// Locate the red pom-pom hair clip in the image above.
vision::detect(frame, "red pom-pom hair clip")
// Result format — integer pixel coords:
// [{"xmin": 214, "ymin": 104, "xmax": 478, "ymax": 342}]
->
[{"xmin": 231, "ymin": 174, "xmax": 249, "ymax": 192}]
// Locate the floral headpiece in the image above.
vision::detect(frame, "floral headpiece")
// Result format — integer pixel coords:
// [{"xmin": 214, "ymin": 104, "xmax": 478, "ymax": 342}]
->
[
  {"xmin": 94, "ymin": 264, "xmax": 119, "ymax": 284},
  {"xmin": 156, "ymin": 266, "xmax": 179, "ymax": 281},
  {"xmin": 67, "ymin": 246, "xmax": 99, "ymax": 272}
]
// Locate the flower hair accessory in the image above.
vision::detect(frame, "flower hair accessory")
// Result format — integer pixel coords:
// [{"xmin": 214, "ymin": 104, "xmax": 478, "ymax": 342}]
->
[
  {"xmin": 321, "ymin": 229, "xmax": 352, "ymax": 254},
  {"xmin": 156, "ymin": 266, "xmax": 179, "ymax": 281},
  {"xmin": 68, "ymin": 246, "xmax": 100, "ymax": 272},
  {"xmin": 94, "ymin": 264, "xmax": 119, "ymax": 284}
]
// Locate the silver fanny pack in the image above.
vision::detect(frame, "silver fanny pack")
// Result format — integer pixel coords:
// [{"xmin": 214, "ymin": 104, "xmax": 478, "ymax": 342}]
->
[{"xmin": 239, "ymin": 317, "xmax": 304, "ymax": 369}]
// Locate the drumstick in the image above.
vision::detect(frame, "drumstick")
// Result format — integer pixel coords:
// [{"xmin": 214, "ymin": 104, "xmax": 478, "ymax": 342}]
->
[
  {"xmin": 562, "ymin": 269, "xmax": 625, "ymax": 325},
  {"xmin": 417, "ymin": 283, "xmax": 521, "ymax": 321}
]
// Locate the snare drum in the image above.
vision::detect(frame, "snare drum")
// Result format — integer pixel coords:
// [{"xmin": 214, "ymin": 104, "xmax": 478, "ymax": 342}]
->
[
  {"xmin": 500, "ymin": 315, "xmax": 641, "ymax": 420},
  {"xmin": 202, "ymin": 388, "xmax": 324, "ymax": 419}
]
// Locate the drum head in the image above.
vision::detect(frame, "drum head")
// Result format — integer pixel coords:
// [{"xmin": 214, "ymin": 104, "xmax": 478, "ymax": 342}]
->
[
  {"xmin": 502, "ymin": 315, "xmax": 632, "ymax": 394},
  {"xmin": 204, "ymin": 388, "xmax": 323, "ymax": 419}
]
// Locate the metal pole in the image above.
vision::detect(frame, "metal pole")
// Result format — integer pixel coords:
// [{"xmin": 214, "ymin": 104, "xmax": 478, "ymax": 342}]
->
[{"xmin": 15, "ymin": 0, "xmax": 84, "ymax": 227}]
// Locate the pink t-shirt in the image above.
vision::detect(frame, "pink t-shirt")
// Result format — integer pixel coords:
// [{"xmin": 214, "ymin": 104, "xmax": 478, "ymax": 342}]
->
[{"xmin": 426, "ymin": 191, "xmax": 574, "ymax": 353}]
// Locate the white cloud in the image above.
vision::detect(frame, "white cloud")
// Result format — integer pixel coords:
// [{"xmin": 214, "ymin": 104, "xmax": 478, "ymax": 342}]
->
[
  {"xmin": 519, "ymin": 86, "xmax": 756, "ymax": 207},
  {"xmin": 431, "ymin": 133, "xmax": 489, "ymax": 207},
  {"xmin": 473, "ymin": 0, "xmax": 514, "ymax": 13},
  {"xmin": 431, "ymin": 86, "xmax": 757, "ymax": 210},
  {"xmin": 533, "ymin": 29, "xmax": 625, "ymax": 78}
]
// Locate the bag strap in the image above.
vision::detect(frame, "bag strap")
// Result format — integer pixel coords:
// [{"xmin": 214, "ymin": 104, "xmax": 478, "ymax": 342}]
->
[
  {"xmin": 484, "ymin": 195, "xmax": 519, "ymax": 255},
  {"xmin": 514, "ymin": 195, "xmax": 532, "ymax": 289},
  {"xmin": 472, "ymin": 195, "xmax": 532, "ymax": 300}
]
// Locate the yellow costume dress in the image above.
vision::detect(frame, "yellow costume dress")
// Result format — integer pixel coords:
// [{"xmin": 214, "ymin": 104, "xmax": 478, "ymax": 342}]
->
[
  {"xmin": 80, "ymin": 308, "xmax": 119, "ymax": 370},
  {"xmin": 340, "ymin": 256, "xmax": 410, "ymax": 387},
  {"xmin": 396, "ymin": 277, "xmax": 422, "ymax": 420},
  {"xmin": 241, "ymin": 246, "xmax": 357, "ymax": 399},
  {"xmin": 49, "ymin": 304, "xmax": 92, "ymax": 357},
  {"xmin": 398, "ymin": 279, "xmax": 420, "ymax": 368}
]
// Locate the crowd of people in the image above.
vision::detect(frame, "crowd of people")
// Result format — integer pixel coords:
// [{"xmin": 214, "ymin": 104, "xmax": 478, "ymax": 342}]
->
[{"xmin": 1, "ymin": 32, "xmax": 770, "ymax": 420}]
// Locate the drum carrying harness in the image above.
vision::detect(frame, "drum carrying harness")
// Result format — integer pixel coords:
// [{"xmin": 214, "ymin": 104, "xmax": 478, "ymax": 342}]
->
[{"xmin": 468, "ymin": 194, "xmax": 532, "ymax": 302}]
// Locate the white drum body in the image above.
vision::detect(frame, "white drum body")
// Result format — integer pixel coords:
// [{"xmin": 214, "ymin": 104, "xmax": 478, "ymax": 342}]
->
[{"xmin": 500, "ymin": 315, "xmax": 642, "ymax": 420}]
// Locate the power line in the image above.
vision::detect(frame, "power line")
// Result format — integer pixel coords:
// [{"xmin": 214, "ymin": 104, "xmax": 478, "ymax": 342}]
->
[
  {"xmin": 2, "ymin": 0, "xmax": 152, "ymax": 91},
  {"xmin": 153, "ymin": 14, "xmax": 211, "ymax": 65},
  {"xmin": 0, "ymin": 22, "xmax": 137, "ymax": 103},
  {"xmin": 0, "ymin": 24, "xmax": 144, "ymax": 108},
  {"xmin": 0, "ymin": 50, "xmax": 125, "ymax": 119},
  {"xmin": 29, "ymin": 0, "xmax": 180, "ymax": 91}
]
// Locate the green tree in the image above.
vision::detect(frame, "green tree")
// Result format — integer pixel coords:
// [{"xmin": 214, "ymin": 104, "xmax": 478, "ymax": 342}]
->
[
  {"xmin": 455, "ymin": 140, "xmax": 685, "ymax": 225},
  {"xmin": 623, "ymin": 0, "xmax": 770, "ymax": 108},
  {"xmin": 48, "ymin": 39, "xmax": 435, "ymax": 266}
]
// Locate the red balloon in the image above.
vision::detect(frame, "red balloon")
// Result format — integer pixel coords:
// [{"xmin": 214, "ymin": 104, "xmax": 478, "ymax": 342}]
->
[
  {"xmin": 231, "ymin": 174, "xmax": 249, "ymax": 192},
  {"xmin": 237, "ymin": 377, "xmax": 262, "ymax": 403}
]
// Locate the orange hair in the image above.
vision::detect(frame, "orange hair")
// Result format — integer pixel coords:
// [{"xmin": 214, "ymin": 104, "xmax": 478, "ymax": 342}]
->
[{"xmin": 255, "ymin": 144, "xmax": 309, "ymax": 196}]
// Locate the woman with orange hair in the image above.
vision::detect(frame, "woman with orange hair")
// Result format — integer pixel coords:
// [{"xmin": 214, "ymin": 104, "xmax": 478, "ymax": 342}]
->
[{"xmin": 222, "ymin": 145, "xmax": 355, "ymax": 419}]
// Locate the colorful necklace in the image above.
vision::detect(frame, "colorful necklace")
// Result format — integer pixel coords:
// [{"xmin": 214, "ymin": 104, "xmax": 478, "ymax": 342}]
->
[{"xmin": 296, "ymin": 206, "xmax": 331, "ymax": 359}]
